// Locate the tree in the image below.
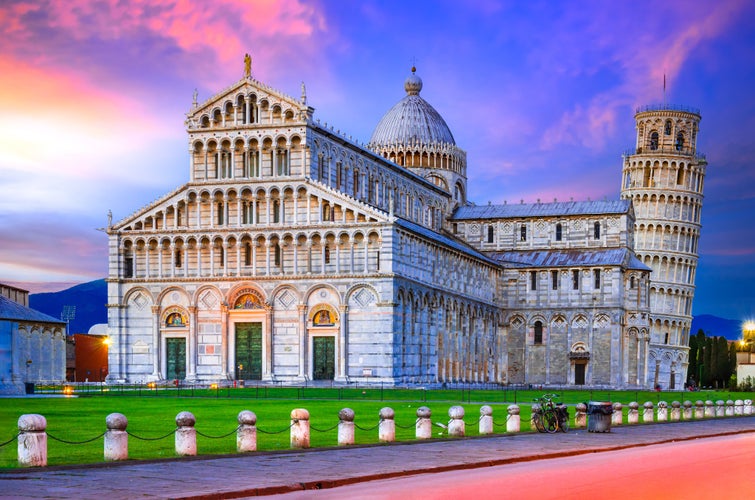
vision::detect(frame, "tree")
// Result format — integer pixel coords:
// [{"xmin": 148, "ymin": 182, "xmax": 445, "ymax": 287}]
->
[
  {"xmin": 715, "ymin": 336, "xmax": 729, "ymax": 387},
  {"xmin": 688, "ymin": 334, "xmax": 698, "ymax": 386},
  {"xmin": 728, "ymin": 342, "xmax": 738, "ymax": 388},
  {"xmin": 703, "ymin": 335, "xmax": 714, "ymax": 387}
]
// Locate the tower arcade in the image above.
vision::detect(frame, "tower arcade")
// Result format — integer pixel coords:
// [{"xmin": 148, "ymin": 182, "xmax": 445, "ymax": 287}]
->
[{"xmin": 621, "ymin": 104, "xmax": 706, "ymax": 389}]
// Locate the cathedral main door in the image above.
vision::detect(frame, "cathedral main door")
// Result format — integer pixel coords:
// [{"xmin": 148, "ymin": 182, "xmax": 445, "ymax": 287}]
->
[
  {"xmin": 166, "ymin": 337, "xmax": 186, "ymax": 380},
  {"xmin": 235, "ymin": 323, "xmax": 262, "ymax": 380},
  {"xmin": 312, "ymin": 336, "xmax": 335, "ymax": 380}
]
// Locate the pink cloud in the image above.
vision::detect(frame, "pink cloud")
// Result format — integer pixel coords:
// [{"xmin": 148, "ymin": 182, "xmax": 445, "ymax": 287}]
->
[
  {"xmin": 0, "ymin": 217, "xmax": 107, "ymax": 285},
  {"xmin": 0, "ymin": 0, "xmax": 332, "ymax": 88},
  {"xmin": 533, "ymin": 0, "xmax": 747, "ymax": 151}
]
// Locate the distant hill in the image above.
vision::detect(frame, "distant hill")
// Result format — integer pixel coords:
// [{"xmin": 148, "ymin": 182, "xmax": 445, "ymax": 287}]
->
[
  {"xmin": 29, "ymin": 279, "xmax": 107, "ymax": 334},
  {"xmin": 690, "ymin": 314, "xmax": 742, "ymax": 341}
]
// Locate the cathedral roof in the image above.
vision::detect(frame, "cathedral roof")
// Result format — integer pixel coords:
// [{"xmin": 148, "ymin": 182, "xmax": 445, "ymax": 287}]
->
[
  {"xmin": 0, "ymin": 295, "xmax": 65, "ymax": 324},
  {"xmin": 369, "ymin": 67, "xmax": 456, "ymax": 147},
  {"xmin": 452, "ymin": 200, "xmax": 631, "ymax": 220},
  {"xmin": 394, "ymin": 218, "xmax": 498, "ymax": 266},
  {"xmin": 488, "ymin": 248, "xmax": 651, "ymax": 271}
]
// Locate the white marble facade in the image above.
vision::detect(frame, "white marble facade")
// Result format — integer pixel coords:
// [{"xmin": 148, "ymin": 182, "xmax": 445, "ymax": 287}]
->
[{"xmin": 107, "ymin": 60, "xmax": 701, "ymax": 389}]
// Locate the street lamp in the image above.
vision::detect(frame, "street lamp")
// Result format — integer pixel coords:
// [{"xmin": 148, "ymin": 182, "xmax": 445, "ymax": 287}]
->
[{"xmin": 743, "ymin": 321, "xmax": 755, "ymax": 351}]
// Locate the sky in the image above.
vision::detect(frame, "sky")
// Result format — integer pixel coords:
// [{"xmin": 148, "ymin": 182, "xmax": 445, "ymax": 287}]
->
[{"xmin": 1, "ymin": 0, "xmax": 754, "ymax": 321}]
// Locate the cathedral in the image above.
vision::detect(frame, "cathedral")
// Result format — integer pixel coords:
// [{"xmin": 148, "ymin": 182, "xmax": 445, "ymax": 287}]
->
[{"xmin": 106, "ymin": 57, "xmax": 706, "ymax": 389}]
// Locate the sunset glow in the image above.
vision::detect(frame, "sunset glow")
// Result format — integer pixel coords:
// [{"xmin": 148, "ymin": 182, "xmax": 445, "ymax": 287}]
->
[{"xmin": 1, "ymin": 0, "xmax": 754, "ymax": 319}]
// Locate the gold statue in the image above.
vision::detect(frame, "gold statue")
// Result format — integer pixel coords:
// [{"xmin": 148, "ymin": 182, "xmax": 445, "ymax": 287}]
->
[{"xmin": 244, "ymin": 53, "xmax": 252, "ymax": 78}]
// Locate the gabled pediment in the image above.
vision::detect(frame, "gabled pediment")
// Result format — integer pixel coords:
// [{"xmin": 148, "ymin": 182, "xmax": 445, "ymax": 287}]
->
[{"xmin": 186, "ymin": 75, "xmax": 314, "ymax": 131}]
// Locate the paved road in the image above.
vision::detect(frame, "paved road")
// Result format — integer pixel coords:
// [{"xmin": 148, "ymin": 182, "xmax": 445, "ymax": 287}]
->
[
  {"xmin": 277, "ymin": 433, "xmax": 755, "ymax": 499},
  {"xmin": 1, "ymin": 417, "xmax": 753, "ymax": 499}
]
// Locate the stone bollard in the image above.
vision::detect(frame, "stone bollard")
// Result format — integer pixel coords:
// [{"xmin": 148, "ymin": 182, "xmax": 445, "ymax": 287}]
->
[
  {"xmin": 175, "ymin": 411, "xmax": 196, "ymax": 456},
  {"xmin": 682, "ymin": 401, "xmax": 693, "ymax": 420},
  {"xmin": 506, "ymin": 405, "xmax": 520, "ymax": 433},
  {"xmin": 338, "ymin": 408, "xmax": 355, "ymax": 446},
  {"xmin": 574, "ymin": 403, "xmax": 587, "ymax": 428},
  {"xmin": 611, "ymin": 403, "xmax": 623, "ymax": 426},
  {"xmin": 530, "ymin": 403, "xmax": 542, "ymax": 430},
  {"xmin": 479, "ymin": 405, "xmax": 493, "ymax": 435},
  {"xmin": 237, "ymin": 410, "xmax": 257, "ymax": 452},
  {"xmin": 715, "ymin": 400, "xmax": 725, "ymax": 417},
  {"xmin": 415, "ymin": 406, "xmax": 432, "ymax": 440},
  {"xmin": 628, "ymin": 402, "xmax": 639, "ymax": 424},
  {"xmin": 18, "ymin": 414, "xmax": 47, "ymax": 467},
  {"xmin": 696, "ymin": 400, "xmax": 705, "ymax": 419},
  {"xmin": 704, "ymin": 400, "xmax": 715, "ymax": 418},
  {"xmin": 104, "ymin": 413, "xmax": 128, "ymax": 461},
  {"xmin": 670, "ymin": 401, "xmax": 681, "ymax": 422},
  {"xmin": 657, "ymin": 401, "xmax": 668, "ymax": 422},
  {"xmin": 643, "ymin": 402, "xmax": 654, "ymax": 423},
  {"xmin": 734, "ymin": 400, "xmax": 743, "ymax": 416},
  {"xmin": 744, "ymin": 399, "xmax": 753, "ymax": 416},
  {"xmin": 448, "ymin": 406, "xmax": 465, "ymax": 437},
  {"xmin": 378, "ymin": 407, "xmax": 395, "ymax": 442},
  {"xmin": 725, "ymin": 400, "xmax": 734, "ymax": 417},
  {"xmin": 290, "ymin": 408, "xmax": 310, "ymax": 449}
]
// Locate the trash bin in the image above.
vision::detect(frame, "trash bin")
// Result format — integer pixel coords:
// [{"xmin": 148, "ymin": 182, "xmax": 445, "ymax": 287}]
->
[
  {"xmin": 587, "ymin": 401, "xmax": 613, "ymax": 432},
  {"xmin": 25, "ymin": 382, "xmax": 35, "ymax": 395}
]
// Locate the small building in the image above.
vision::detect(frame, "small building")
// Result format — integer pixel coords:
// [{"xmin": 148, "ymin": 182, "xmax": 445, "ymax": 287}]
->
[
  {"xmin": 71, "ymin": 324, "xmax": 109, "ymax": 382},
  {"xmin": 0, "ymin": 284, "xmax": 67, "ymax": 394}
]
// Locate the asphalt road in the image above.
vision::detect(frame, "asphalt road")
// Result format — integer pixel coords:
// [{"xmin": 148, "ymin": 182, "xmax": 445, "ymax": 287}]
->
[
  {"xmin": 1, "ymin": 416, "xmax": 753, "ymax": 498},
  {"xmin": 274, "ymin": 433, "xmax": 755, "ymax": 499}
]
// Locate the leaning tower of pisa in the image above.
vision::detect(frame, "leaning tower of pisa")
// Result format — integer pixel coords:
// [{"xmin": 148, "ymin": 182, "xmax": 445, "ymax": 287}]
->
[{"xmin": 621, "ymin": 104, "xmax": 706, "ymax": 390}]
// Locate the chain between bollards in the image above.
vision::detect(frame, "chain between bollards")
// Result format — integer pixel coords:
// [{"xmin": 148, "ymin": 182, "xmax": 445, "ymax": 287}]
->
[
  {"xmin": 46, "ymin": 431, "xmax": 107, "ymax": 445},
  {"xmin": 127, "ymin": 429, "xmax": 177, "ymax": 441},
  {"xmin": 195, "ymin": 426, "xmax": 241, "ymax": 439},
  {"xmin": 256, "ymin": 421, "xmax": 296, "ymax": 435}
]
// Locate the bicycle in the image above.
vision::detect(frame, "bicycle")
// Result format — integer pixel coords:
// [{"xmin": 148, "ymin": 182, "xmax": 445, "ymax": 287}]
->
[{"xmin": 532, "ymin": 393, "xmax": 569, "ymax": 433}]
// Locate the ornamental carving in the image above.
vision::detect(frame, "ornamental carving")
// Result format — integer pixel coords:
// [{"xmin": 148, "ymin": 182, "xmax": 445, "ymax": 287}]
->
[
  {"xmin": 163, "ymin": 306, "xmax": 188, "ymax": 327},
  {"xmin": 233, "ymin": 288, "xmax": 266, "ymax": 309},
  {"xmin": 309, "ymin": 304, "xmax": 339, "ymax": 326}
]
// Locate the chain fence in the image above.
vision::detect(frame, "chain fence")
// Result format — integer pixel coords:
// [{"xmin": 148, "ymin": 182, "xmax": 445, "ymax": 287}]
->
[{"xmin": 47, "ymin": 431, "xmax": 106, "ymax": 445}]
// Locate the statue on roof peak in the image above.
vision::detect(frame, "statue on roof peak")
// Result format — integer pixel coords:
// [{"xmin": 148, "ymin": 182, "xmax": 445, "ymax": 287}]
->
[{"xmin": 244, "ymin": 53, "xmax": 252, "ymax": 78}]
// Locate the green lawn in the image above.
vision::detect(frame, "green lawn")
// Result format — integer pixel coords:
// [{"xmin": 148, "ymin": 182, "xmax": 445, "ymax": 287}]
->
[{"xmin": 2, "ymin": 387, "xmax": 752, "ymax": 468}]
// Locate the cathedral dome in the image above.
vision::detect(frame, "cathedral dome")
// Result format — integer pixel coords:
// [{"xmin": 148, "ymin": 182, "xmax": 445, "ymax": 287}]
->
[{"xmin": 369, "ymin": 67, "xmax": 456, "ymax": 147}]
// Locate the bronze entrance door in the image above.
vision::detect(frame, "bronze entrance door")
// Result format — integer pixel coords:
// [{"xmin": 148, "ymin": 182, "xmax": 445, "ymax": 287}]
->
[
  {"xmin": 312, "ymin": 336, "xmax": 335, "ymax": 380},
  {"xmin": 166, "ymin": 337, "xmax": 186, "ymax": 380},
  {"xmin": 235, "ymin": 322, "xmax": 262, "ymax": 380},
  {"xmin": 574, "ymin": 362, "xmax": 586, "ymax": 385}
]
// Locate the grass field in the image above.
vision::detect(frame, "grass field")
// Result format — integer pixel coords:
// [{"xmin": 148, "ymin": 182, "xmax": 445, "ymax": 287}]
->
[{"xmin": 2, "ymin": 386, "xmax": 752, "ymax": 468}]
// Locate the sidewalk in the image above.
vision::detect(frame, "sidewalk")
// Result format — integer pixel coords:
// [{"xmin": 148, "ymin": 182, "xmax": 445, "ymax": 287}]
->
[{"xmin": 1, "ymin": 417, "xmax": 753, "ymax": 499}]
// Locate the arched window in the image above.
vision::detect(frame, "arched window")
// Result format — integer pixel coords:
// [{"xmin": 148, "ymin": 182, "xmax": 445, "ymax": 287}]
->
[
  {"xmin": 649, "ymin": 131, "xmax": 659, "ymax": 151},
  {"xmin": 272, "ymin": 200, "xmax": 280, "ymax": 223},
  {"xmin": 555, "ymin": 223, "xmax": 562, "ymax": 241},
  {"xmin": 324, "ymin": 245, "xmax": 330, "ymax": 264},
  {"xmin": 534, "ymin": 321, "xmax": 543, "ymax": 345},
  {"xmin": 676, "ymin": 166, "xmax": 685, "ymax": 185},
  {"xmin": 675, "ymin": 132, "xmax": 685, "ymax": 151},
  {"xmin": 664, "ymin": 120, "xmax": 672, "ymax": 135},
  {"xmin": 244, "ymin": 242, "xmax": 252, "ymax": 266},
  {"xmin": 630, "ymin": 276, "xmax": 635, "ymax": 289},
  {"xmin": 594, "ymin": 222, "xmax": 601, "ymax": 239},
  {"xmin": 274, "ymin": 243, "xmax": 281, "ymax": 266}
]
